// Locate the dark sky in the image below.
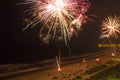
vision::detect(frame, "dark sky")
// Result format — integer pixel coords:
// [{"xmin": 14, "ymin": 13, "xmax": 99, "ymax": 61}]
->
[{"xmin": 1, "ymin": 0, "xmax": 120, "ymax": 64}]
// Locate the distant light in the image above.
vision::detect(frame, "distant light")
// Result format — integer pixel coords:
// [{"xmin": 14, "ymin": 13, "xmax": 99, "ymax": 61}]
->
[
  {"xmin": 83, "ymin": 58, "xmax": 86, "ymax": 62},
  {"xmin": 112, "ymin": 53, "xmax": 115, "ymax": 56},
  {"xmin": 96, "ymin": 58, "xmax": 100, "ymax": 62}
]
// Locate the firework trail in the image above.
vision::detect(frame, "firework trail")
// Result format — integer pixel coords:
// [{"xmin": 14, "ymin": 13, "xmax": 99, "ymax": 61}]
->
[
  {"xmin": 56, "ymin": 55, "xmax": 61, "ymax": 71},
  {"xmin": 21, "ymin": 0, "xmax": 91, "ymax": 45}
]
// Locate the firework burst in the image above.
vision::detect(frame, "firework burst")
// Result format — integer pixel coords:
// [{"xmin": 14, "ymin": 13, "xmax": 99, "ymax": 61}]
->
[
  {"xmin": 22, "ymin": 0, "xmax": 90, "ymax": 45},
  {"xmin": 101, "ymin": 15, "xmax": 120, "ymax": 39}
]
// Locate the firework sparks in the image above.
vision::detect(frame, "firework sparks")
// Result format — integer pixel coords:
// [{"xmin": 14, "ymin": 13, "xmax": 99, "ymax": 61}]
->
[
  {"xmin": 22, "ymin": 0, "xmax": 90, "ymax": 45},
  {"xmin": 101, "ymin": 15, "xmax": 120, "ymax": 39}
]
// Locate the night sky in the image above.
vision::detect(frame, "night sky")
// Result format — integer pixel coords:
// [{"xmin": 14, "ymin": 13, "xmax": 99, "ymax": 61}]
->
[{"xmin": 1, "ymin": 0, "xmax": 120, "ymax": 64}]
